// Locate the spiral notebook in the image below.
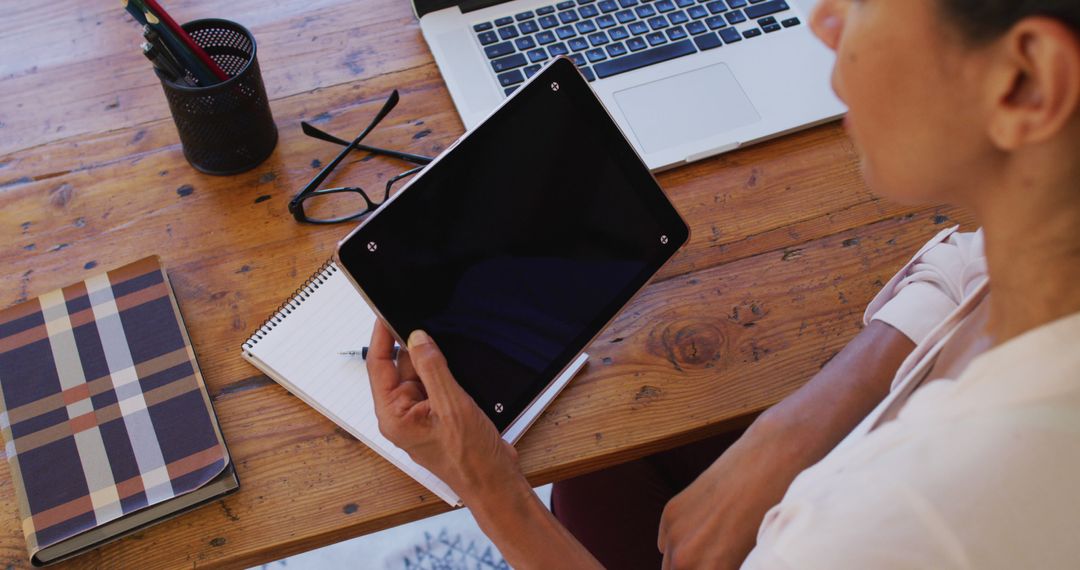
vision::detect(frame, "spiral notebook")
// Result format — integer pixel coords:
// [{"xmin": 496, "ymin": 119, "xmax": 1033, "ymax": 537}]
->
[{"xmin": 240, "ymin": 261, "xmax": 461, "ymax": 505}]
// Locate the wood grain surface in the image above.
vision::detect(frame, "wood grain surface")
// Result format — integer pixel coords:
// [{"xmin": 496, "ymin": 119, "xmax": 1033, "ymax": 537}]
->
[{"xmin": 0, "ymin": 0, "xmax": 976, "ymax": 567}]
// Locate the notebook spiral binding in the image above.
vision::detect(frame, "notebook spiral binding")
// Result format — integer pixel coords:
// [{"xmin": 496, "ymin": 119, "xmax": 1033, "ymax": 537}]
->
[{"xmin": 242, "ymin": 259, "xmax": 338, "ymax": 352}]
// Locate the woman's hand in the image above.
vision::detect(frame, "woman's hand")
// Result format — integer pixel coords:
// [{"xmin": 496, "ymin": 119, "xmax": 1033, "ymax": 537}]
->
[
  {"xmin": 367, "ymin": 321, "xmax": 603, "ymax": 569},
  {"xmin": 366, "ymin": 320, "xmax": 523, "ymax": 503},
  {"xmin": 657, "ymin": 419, "xmax": 797, "ymax": 569}
]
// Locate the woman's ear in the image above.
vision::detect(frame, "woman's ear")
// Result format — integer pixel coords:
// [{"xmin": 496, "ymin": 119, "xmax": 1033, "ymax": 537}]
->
[{"xmin": 984, "ymin": 17, "xmax": 1080, "ymax": 150}]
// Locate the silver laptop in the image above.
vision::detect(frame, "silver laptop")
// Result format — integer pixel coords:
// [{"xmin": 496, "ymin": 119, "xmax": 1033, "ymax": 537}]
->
[{"xmin": 415, "ymin": 0, "xmax": 845, "ymax": 172}]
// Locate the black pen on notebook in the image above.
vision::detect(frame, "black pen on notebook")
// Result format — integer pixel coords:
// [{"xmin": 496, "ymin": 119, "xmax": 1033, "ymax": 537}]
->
[{"xmin": 340, "ymin": 346, "xmax": 399, "ymax": 360}]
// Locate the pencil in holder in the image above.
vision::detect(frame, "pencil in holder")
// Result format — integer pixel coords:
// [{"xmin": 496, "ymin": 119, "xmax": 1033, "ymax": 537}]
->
[{"xmin": 157, "ymin": 19, "xmax": 278, "ymax": 175}]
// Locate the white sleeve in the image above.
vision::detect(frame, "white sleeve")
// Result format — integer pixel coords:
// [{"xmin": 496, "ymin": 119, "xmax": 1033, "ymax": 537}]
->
[
  {"xmin": 742, "ymin": 393, "xmax": 1080, "ymax": 570},
  {"xmin": 863, "ymin": 228, "xmax": 986, "ymax": 345}
]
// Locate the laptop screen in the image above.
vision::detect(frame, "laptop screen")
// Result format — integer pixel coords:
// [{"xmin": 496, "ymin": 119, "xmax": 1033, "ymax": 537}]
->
[{"xmin": 337, "ymin": 58, "xmax": 688, "ymax": 432}]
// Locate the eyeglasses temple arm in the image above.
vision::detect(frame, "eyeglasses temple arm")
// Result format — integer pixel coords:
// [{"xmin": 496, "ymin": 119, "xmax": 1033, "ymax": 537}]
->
[
  {"xmin": 301, "ymin": 122, "xmax": 434, "ymax": 165},
  {"xmin": 291, "ymin": 91, "xmax": 403, "ymax": 209}
]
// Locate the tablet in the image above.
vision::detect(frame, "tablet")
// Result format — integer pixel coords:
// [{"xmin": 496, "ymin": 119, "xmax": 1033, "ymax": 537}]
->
[{"xmin": 335, "ymin": 57, "xmax": 689, "ymax": 433}]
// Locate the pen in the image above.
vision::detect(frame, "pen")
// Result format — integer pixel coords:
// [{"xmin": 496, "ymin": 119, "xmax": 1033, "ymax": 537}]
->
[
  {"xmin": 340, "ymin": 346, "xmax": 400, "ymax": 360},
  {"xmin": 142, "ymin": 0, "xmax": 230, "ymax": 82},
  {"xmin": 142, "ymin": 41, "xmax": 192, "ymax": 85},
  {"xmin": 132, "ymin": 0, "xmax": 218, "ymax": 85}
]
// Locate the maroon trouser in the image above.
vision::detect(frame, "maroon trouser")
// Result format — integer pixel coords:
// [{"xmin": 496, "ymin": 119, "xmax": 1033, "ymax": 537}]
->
[{"xmin": 551, "ymin": 430, "xmax": 744, "ymax": 569}]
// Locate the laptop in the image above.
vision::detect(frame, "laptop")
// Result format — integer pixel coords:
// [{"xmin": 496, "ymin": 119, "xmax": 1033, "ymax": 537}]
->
[
  {"xmin": 335, "ymin": 58, "xmax": 689, "ymax": 434},
  {"xmin": 415, "ymin": 0, "xmax": 845, "ymax": 171}
]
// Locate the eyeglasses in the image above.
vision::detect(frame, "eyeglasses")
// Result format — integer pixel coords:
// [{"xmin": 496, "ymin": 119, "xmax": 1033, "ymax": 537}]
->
[{"xmin": 289, "ymin": 90, "xmax": 434, "ymax": 224}]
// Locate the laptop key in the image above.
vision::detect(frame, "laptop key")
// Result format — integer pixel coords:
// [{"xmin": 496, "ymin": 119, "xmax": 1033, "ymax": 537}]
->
[
  {"xmin": 556, "ymin": 26, "xmax": 577, "ymax": 39},
  {"xmin": 693, "ymin": 31, "xmax": 723, "ymax": 49},
  {"xmin": 569, "ymin": 37, "xmax": 590, "ymax": 50},
  {"xmin": 495, "ymin": 16, "xmax": 514, "ymax": 26},
  {"xmin": 588, "ymin": 32, "xmax": 610, "ymax": 45},
  {"xmin": 523, "ymin": 64, "xmax": 542, "ymax": 78},
  {"xmin": 635, "ymin": 5, "xmax": 656, "ymax": 17},
  {"xmin": 570, "ymin": 53, "xmax": 588, "ymax": 66},
  {"xmin": 646, "ymin": 31, "xmax": 667, "ymax": 45},
  {"xmin": 610, "ymin": 26, "xmax": 630, "ymax": 40},
  {"xmin": 577, "ymin": 20, "xmax": 598, "ymax": 33},
  {"xmin": 686, "ymin": 20, "xmax": 707, "ymax": 34},
  {"xmin": 706, "ymin": 1, "xmax": 727, "ymax": 14},
  {"xmin": 688, "ymin": 5, "xmax": 708, "ymax": 18},
  {"xmin": 491, "ymin": 53, "xmax": 527, "ymax": 72},
  {"xmin": 537, "ymin": 30, "xmax": 557, "ymax": 44},
  {"xmin": 743, "ymin": 27, "xmax": 762, "ymax": 38},
  {"xmin": 520, "ymin": 20, "xmax": 540, "ymax": 33},
  {"xmin": 606, "ymin": 42, "xmax": 628, "ymax": 57},
  {"xmin": 676, "ymin": 0, "xmax": 695, "ymax": 6},
  {"xmin": 781, "ymin": 17, "xmax": 800, "ymax": 27},
  {"xmin": 537, "ymin": 5, "xmax": 556, "ymax": 14},
  {"xmin": 581, "ymin": 67, "xmax": 596, "ymax": 81},
  {"xmin": 762, "ymin": 22, "xmax": 781, "ymax": 32},
  {"xmin": 484, "ymin": 41, "xmax": 516, "ymax": 59},
  {"xmin": 627, "ymin": 36, "xmax": 647, "ymax": 50},
  {"xmin": 593, "ymin": 38, "xmax": 695, "ymax": 78},
  {"xmin": 718, "ymin": 27, "xmax": 742, "ymax": 43},
  {"xmin": 629, "ymin": 21, "xmax": 650, "ymax": 34},
  {"xmin": 586, "ymin": 48, "xmax": 607, "ymax": 62},
  {"xmin": 498, "ymin": 69, "xmax": 525, "ymax": 86},
  {"xmin": 539, "ymin": 15, "xmax": 560, "ymax": 28},
  {"xmin": 597, "ymin": 14, "xmax": 617, "ymax": 28},
  {"xmin": 705, "ymin": 15, "xmax": 726, "ymax": 28},
  {"xmin": 726, "ymin": 0, "xmax": 747, "ymax": 7},
  {"xmin": 599, "ymin": 0, "xmax": 619, "ymax": 12},
  {"xmin": 549, "ymin": 42, "xmax": 570, "ymax": 55},
  {"xmin": 505, "ymin": 86, "xmax": 517, "ymax": 96},
  {"xmin": 725, "ymin": 10, "xmax": 746, "ymax": 23},
  {"xmin": 516, "ymin": 36, "xmax": 537, "ymax": 49},
  {"xmin": 669, "ymin": 11, "xmax": 689, "ymax": 24},
  {"xmin": 499, "ymin": 26, "xmax": 520, "ymax": 40},
  {"xmin": 619, "ymin": 0, "xmax": 639, "ymax": 6},
  {"xmin": 656, "ymin": 0, "xmax": 676, "ymax": 12},
  {"xmin": 666, "ymin": 25, "xmax": 688, "ymax": 40},
  {"xmin": 478, "ymin": 31, "xmax": 499, "ymax": 45},
  {"xmin": 559, "ymin": 10, "xmax": 580, "ymax": 23},
  {"xmin": 580, "ymin": 4, "xmax": 600, "ymax": 17},
  {"xmin": 516, "ymin": 10, "xmax": 535, "ymax": 20},
  {"xmin": 744, "ymin": 0, "xmax": 788, "ymax": 19},
  {"xmin": 474, "ymin": 22, "xmax": 493, "ymax": 32},
  {"xmin": 616, "ymin": 9, "xmax": 637, "ymax": 23},
  {"xmin": 557, "ymin": 0, "xmax": 576, "ymax": 8},
  {"xmin": 528, "ymin": 48, "xmax": 550, "ymax": 62}
]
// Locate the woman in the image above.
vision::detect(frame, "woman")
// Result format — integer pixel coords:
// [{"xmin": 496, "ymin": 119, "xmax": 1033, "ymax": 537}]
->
[{"xmin": 366, "ymin": 0, "xmax": 1080, "ymax": 567}]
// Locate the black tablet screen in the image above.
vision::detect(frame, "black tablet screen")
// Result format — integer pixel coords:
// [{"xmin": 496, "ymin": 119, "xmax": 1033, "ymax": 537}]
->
[{"xmin": 338, "ymin": 58, "xmax": 688, "ymax": 432}]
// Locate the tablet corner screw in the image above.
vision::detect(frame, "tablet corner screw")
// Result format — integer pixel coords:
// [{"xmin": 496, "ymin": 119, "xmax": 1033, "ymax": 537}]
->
[
  {"xmin": 495, "ymin": 403, "xmax": 504, "ymax": 413},
  {"xmin": 367, "ymin": 241, "xmax": 378, "ymax": 252},
  {"xmin": 660, "ymin": 235, "xmax": 669, "ymax": 245},
  {"xmin": 551, "ymin": 82, "xmax": 559, "ymax": 92}
]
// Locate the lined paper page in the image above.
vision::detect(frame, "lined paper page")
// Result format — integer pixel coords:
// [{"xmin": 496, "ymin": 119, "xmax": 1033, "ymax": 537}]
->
[{"xmin": 242, "ymin": 264, "xmax": 459, "ymax": 505}]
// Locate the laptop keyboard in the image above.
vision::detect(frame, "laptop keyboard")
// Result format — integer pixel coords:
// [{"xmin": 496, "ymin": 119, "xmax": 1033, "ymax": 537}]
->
[{"xmin": 473, "ymin": 0, "xmax": 800, "ymax": 95}]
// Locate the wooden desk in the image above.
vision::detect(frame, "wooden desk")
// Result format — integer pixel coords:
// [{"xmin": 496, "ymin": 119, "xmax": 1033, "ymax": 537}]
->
[{"xmin": 0, "ymin": 1, "xmax": 975, "ymax": 567}]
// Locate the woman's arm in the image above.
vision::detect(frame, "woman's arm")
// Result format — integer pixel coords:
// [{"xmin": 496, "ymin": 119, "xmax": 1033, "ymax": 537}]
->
[
  {"xmin": 366, "ymin": 322, "xmax": 602, "ymax": 570},
  {"xmin": 367, "ymin": 319, "xmax": 912, "ymax": 570},
  {"xmin": 657, "ymin": 319, "xmax": 915, "ymax": 569}
]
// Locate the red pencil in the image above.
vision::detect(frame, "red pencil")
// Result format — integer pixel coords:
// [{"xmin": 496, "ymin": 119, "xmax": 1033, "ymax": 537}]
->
[{"xmin": 142, "ymin": 0, "xmax": 230, "ymax": 82}]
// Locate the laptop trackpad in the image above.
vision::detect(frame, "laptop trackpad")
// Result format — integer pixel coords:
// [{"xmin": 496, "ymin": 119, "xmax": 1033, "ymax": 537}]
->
[{"xmin": 613, "ymin": 63, "xmax": 761, "ymax": 154}]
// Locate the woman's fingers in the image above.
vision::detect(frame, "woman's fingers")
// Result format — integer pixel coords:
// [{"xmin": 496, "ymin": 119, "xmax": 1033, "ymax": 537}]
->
[
  {"xmin": 406, "ymin": 330, "xmax": 468, "ymax": 408},
  {"xmin": 367, "ymin": 320, "xmax": 402, "ymax": 408}
]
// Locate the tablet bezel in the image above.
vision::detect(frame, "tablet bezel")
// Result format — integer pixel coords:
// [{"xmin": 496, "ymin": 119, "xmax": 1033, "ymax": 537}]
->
[{"xmin": 335, "ymin": 57, "xmax": 690, "ymax": 433}]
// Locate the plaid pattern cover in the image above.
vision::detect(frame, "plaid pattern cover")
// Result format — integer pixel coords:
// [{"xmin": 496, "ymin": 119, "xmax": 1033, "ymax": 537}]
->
[{"xmin": 0, "ymin": 256, "xmax": 229, "ymax": 561}]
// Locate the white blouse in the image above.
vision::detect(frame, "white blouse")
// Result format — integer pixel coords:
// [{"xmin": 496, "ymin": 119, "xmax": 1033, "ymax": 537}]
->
[{"xmin": 743, "ymin": 226, "xmax": 1080, "ymax": 569}]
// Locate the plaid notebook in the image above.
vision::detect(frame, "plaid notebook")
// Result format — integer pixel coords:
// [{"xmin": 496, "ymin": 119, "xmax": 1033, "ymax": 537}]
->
[{"xmin": 0, "ymin": 256, "xmax": 235, "ymax": 565}]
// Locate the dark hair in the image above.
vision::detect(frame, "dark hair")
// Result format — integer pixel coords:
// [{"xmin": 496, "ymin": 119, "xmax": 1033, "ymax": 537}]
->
[{"xmin": 939, "ymin": 0, "xmax": 1080, "ymax": 42}]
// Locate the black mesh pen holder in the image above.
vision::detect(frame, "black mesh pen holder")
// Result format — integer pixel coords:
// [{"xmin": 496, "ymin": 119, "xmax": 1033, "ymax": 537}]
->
[{"xmin": 158, "ymin": 19, "xmax": 278, "ymax": 175}]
